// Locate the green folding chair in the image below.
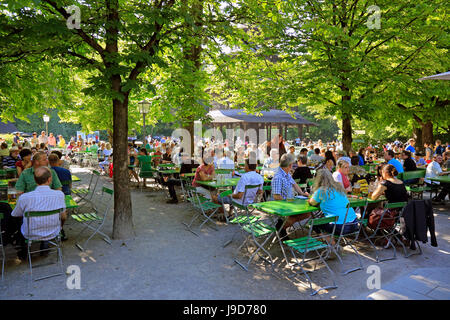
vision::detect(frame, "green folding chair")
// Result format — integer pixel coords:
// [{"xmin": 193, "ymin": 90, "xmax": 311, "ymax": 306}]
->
[
  {"xmin": 182, "ymin": 186, "xmax": 222, "ymax": 236},
  {"xmin": 220, "ymin": 185, "xmax": 263, "ymax": 248},
  {"xmin": 402, "ymin": 170, "xmax": 429, "ymax": 199},
  {"xmin": 360, "ymin": 201, "xmax": 407, "ymax": 262},
  {"xmin": 333, "ymin": 199, "xmax": 368, "ymax": 275},
  {"xmin": 283, "ymin": 215, "xmax": 339, "ymax": 296},
  {"xmin": 72, "ymin": 170, "xmax": 101, "ymax": 205},
  {"xmin": 233, "ymin": 185, "xmax": 276, "ymax": 271},
  {"xmin": 24, "ymin": 208, "xmax": 65, "ymax": 281},
  {"xmin": 137, "ymin": 155, "xmax": 157, "ymax": 191},
  {"xmin": 71, "ymin": 187, "xmax": 113, "ymax": 251}
]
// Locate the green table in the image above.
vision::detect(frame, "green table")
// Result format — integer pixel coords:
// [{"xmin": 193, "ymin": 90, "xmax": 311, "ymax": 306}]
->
[
  {"xmin": 1, "ymin": 195, "xmax": 78, "ymax": 210},
  {"xmin": 196, "ymin": 178, "xmax": 240, "ymax": 188},
  {"xmin": 158, "ymin": 169, "xmax": 180, "ymax": 175},
  {"xmin": 181, "ymin": 172, "xmax": 196, "ymax": 177},
  {"xmin": 429, "ymin": 175, "xmax": 450, "ymax": 184},
  {"xmin": 197, "ymin": 177, "xmax": 270, "ymax": 189},
  {"xmin": 249, "ymin": 199, "xmax": 318, "ymax": 217}
]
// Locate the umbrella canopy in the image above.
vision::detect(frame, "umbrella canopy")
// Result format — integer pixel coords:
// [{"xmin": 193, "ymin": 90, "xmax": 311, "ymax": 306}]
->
[{"xmin": 418, "ymin": 71, "xmax": 450, "ymax": 81}]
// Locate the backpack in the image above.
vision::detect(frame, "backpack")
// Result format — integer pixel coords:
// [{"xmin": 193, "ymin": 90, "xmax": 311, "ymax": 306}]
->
[{"xmin": 368, "ymin": 207, "xmax": 398, "ymax": 229}]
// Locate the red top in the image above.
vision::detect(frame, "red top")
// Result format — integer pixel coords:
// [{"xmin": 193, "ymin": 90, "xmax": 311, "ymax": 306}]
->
[{"xmin": 192, "ymin": 164, "xmax": 215, "ymax": 187}]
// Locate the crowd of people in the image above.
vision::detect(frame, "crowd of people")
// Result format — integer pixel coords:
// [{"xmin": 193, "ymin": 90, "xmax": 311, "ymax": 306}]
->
[{"xmin": 1, "ymin": 130, "xmax": 449, "ymax": 261}]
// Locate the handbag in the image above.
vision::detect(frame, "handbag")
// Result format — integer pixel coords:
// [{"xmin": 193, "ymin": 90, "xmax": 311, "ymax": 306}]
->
[{"xmin": 368, "ymin": 207, "xmax": 398, "ymax": 229}]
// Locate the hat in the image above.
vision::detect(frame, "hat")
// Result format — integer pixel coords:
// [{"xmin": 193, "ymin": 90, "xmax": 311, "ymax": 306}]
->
[{"xmin": 10, "ymin": 146, "xmax": 19, "ymax": 152}]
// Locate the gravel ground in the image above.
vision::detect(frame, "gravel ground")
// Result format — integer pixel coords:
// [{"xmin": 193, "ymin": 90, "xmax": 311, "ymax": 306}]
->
[{"xmin": 1, "ymin": 166, "xmax": 449, "ymax": 300}]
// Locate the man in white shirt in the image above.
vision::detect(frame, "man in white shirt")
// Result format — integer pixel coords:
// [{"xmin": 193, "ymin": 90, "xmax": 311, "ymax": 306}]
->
[
  {"xmin": 38, "ymin": 131, "xmax": 48, "ymax": 145},
  {"xmin": 12, "ymin": 166, "xmax": 67, "ymax": 259},
  {"xmin": 308, "ymin": 148, "xmax": 324, "ymax": 163},
  {"xmin": 425, "ymin": 154, "xmax": 449, "ymax": 203},
  {"xmin": 216, "ymin": 152, "xmax": 263, "ymax": 217}
]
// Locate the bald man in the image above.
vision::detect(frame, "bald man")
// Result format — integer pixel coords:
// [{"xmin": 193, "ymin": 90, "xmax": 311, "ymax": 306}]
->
[{"xmin": 15, "ymin": 151, "xmax": 62, "ymax": 195}]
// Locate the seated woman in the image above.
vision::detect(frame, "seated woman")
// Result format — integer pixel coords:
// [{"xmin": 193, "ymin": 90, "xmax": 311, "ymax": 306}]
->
[
  {"xmin": 316, "ymin": 150, "xmax": 335, "ymax": 172},
  {"xmin": 192, "ymin": 156, "xmax": 216, "ymax": 200},
  {"xmin": 332, "ymin": 160, "xmax": 352, "ymax": 193},
  {"xmin": 16, "ymin": 148, "xmax": 33, "ymax": 177},
  {"xmin": 292, "ymin": 155, "xmax": 313, "ymax": 183},
  {"xmin": 308, "ymin": 169, "xmax": 358, "ymax": 236},
  {"xmin": 370, "ymin": 164, "xmax": 408, "ymax": 203}
]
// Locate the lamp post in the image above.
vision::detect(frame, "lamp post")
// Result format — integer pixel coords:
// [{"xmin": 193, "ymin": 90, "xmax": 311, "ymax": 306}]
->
[
  {"xmin": 138, "ymin": 99, "xmax": 151, "ymax": 142},
  {"xmin": 43, "ymin": 114, "xmax": 50, "ymax": 136}
]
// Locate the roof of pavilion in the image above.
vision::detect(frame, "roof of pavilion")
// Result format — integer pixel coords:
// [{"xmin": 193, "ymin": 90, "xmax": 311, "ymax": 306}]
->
[{"xmin": 207, "ymin": 109, "xmax": 317, "ymax": 126}]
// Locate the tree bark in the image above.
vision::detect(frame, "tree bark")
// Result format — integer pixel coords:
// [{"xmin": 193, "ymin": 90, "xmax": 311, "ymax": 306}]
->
[
  {"xmin": 413, "ymin": 126, "xmax": 423, "ymax": 152},
  {"xmin": 422, "ymin": 121, "xmax": 434, "ymax": 146},
  {"xmin": 112, "ymin": 93, "xmax": 135, "ymax": 239},
  {"xmin": 342, "ymin": 115, "xmax": 352, "ymax": 154}
]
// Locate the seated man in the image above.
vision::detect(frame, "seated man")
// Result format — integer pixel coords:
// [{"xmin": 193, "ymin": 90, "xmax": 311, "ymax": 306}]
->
[
  {"xmin": 216, "ymin": 152, "xmax": 263, "ymax": 216},
  {"xmin": 2, "ymin": 146, "xmax": 20, "ymax": 169},
  {"xmin": 414, "ymin": 152, "xmax": 427, "ymax": 167},
  {"xmin": 12, "ymin": 166, "xmax": 67, "ymax": 260},
  {"xmin": 272, "ymin": 154, "xmax": 310, "ymax": 239},
  {"xmin": 166, "ymin": 153, "xmax": 199, "ymax": 204},
  {"xmin": 48, "ymin": 153, "xmax": 72, "ymax": 196},
  {"xmin": 425, "ymin": 154, "xmax": 450, "ymax": 203},
  {"xmin": 15, "ymin": 151, "xmax": 62, "ymax": 195}
]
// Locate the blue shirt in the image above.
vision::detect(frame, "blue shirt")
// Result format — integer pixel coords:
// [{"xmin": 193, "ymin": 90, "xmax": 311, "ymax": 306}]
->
[
  {"xmin": 271, "ymin": 168, "xmax": 295, "ymax": 200},
  {"xmin": 358, "ymin": 155, "xmax": 365, "ymax": 166},
  {"xmin": 405, "ymin": 145, "xmax": 415, "ymax": 153},
  {"xmin": 388, "ymin": 159, "xmax": 404, "ymax": 174},
  {"xmin": 312, "ymin": 188, "xmax": 356, "ymax": 225},
  {"xmin": 51, "ymin": 166, "xmax": 72, "ymax": 195}
]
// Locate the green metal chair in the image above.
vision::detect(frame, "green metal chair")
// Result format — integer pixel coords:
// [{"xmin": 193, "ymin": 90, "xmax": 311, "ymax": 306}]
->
[
  {"xmin": 24, "ymin": 208, "xmax": 65, "ymax": 281},
  {"xmin": 71, "ymin": 187, "xmax": 113, "ymax": 251},
  {"xmin": 283, "ymin": 215, "xmax": 339, "ymax": 296},
  {"xmin": 233, "ymin": 185, "xmax": 275, "ymax": 271},
  {"xmin": 182, "ymin": 186, "xmax": 222, "ymax": 236},
  {"xmin": 72, "ymin": 170, "xmax": 101, "ymax": 205},
  {"xmin": 360, "ymin": 201, "xmax": 407, "ymax": 262},
  {"xmin": 220, "ymin": 186, "xmax": 262, "ymax": 248},
  {"xmin": 402, "ymin": 170, "xmax": 430, "ymax": 199},
  {"xmin": 137, "ymin": 155, "xmax": 157, "ymax": 191},
  {"xmin": 333, "ymin": 199, "xmax": 368, "ymax": 275}
]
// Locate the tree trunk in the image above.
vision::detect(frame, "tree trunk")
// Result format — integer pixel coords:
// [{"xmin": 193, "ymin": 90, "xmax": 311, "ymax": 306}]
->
[
  {"xmin": 422, "ymin": 121, "xmax": 434, "ymax": 146},
  {"xmin": 413, "ymin": 126, "xmax": 423, "ymax": 152},
  {"xmin": 107, "ymin": 129, "xmax": 114, "ymax": 144},
  {"xmin": 111, "ymin": 78, "xmax": 134, "ymax": 239},
  {"xmin": 185, "ymin": 121, "xmax": 195, "ymax": 158},
  {"xmin": 342, "ymin": 115, "xmax": 352, "ymax": 154}
]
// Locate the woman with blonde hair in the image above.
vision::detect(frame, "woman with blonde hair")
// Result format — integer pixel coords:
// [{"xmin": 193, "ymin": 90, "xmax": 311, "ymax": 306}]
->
[{"xmin": 308, "ymin": 169, "xmax": 358, "ymax": 235}]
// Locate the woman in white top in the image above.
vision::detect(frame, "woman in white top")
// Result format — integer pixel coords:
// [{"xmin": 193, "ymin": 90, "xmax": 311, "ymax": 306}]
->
[{"xmin": 332, "ymin": 160, "xmax": 352, "ymax": 193}]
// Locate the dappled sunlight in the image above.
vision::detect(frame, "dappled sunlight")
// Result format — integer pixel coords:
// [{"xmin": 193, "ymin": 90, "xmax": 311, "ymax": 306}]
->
[{"xmin": 78, "ymin": 250, "xmax": 97, "ymax": 263}]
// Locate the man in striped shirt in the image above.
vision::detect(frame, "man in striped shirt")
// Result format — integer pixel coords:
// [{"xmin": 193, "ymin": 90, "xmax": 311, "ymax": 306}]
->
[{"xmin": 12, "ymin": 166, "xmax": 66, "ymax": 259}]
